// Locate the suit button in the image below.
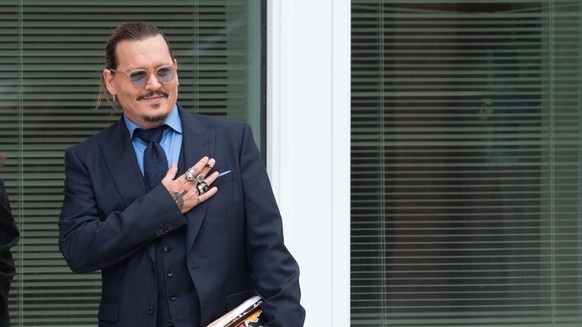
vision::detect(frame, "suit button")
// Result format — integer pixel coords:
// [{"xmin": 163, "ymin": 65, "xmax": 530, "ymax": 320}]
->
[
  {"xmin": 167, "ymin": 320, "xmax": 175, "ymax": 327},
  {"xmin": 167, "ymin": 271, "xmax": 174, "ymax": 278},
  {"xmin": 164, "ymin": 245, "xmax": 172, "ymax": 252},
  {"xmin": 146, "ymin": 306, "xmax": 154, "ymax": 315},
  {"xmin": 169, "ymin": 295, "xmax": 176, "ymax": 301}
]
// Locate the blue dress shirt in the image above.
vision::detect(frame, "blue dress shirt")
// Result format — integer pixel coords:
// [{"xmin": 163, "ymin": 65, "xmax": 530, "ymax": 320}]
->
[{"xmin": 124, "ymin": 105, "xmax": 183, "ymax": 175}]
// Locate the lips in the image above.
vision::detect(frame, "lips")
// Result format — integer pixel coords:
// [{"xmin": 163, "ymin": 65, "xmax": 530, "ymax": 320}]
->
[
  {"xmin": 138, "ymin": 90, "xmax": 168, "ymax": 101},
  {"xmin": 142, "ymin": 95, "xmax": 165, "ymax": 101}
]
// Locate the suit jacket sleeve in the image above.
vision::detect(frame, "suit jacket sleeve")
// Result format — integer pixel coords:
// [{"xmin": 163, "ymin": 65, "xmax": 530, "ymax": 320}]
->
[
  {"xmin": 238, "ymin": 124, "xmax": 306, "ymax": 326},
  {"xmin": 0, "ymin": 179, "xmax": 19, "ymax": 327},
  {"xmin": 58, "ymin": 141, "xmax": 186, "ymax": 273}
]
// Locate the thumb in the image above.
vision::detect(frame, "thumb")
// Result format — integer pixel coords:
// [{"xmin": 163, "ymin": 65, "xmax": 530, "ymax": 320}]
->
[{"xmin": 162, "ymin": 162, "xmax": 178, "ymax": 183}]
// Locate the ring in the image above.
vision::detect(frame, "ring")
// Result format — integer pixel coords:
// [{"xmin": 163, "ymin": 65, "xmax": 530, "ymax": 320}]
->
[
  {"xmin": 185, "ymin": 168, "xmax": 197, "ymax": 181},
  {"xmin": 197, "ymin": 181, "xmax": 209, "ymax": 195},
  {"xmin": 196, "ymin": 173, "xmax": 205, "ymax": 183}
]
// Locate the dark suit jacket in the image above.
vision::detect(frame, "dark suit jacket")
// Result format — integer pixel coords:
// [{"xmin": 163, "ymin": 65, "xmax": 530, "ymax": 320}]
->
[
  {"xmin": 0, "ymin": 178, "xmax": 19, "ymax": 327},
  {"xmin": 59, "ymin": 106, "xmax": 305, "ymax": 327}
]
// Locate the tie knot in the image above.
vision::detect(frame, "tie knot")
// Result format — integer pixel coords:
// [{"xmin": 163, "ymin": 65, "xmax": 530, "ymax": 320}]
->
[{"xmin": 134, "ymin": 125, "xmax": 168, "ymax": 144}]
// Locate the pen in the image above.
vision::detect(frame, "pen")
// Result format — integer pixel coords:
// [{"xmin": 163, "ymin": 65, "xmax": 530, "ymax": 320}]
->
[{"xmin": 218, "ymin": 170, "xmax": 231, "ymax": 177}]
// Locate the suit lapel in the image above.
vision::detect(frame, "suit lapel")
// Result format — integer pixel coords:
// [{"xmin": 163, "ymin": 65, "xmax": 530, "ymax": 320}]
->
[
  {"xmin": 99, "ymin": 119, "xmax": 148, "ymax": 204},
  {"xmin": 98, "ymin": 118, "xmax": 155, "ymax": 259},
  {"xmin": 178, "ymin": 106, "xmax": 215, "ymax": 252}
]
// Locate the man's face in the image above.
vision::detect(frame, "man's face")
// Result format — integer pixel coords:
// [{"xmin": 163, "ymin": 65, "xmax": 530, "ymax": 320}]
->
[{"xmin": 104, "ymin": 34, "xmax": 178, "ymax": 128}]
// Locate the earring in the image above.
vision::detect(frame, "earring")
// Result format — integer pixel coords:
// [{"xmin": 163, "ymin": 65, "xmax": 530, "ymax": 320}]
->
[{"xmin": 112, "ymin": 94, "xmax": 116, "ymax": 103}]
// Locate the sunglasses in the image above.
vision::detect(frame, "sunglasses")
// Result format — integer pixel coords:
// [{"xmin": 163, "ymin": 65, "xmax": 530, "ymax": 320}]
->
[{"xmin": 110, "ymin": 64, "xmax": 176, "ymax": 87}]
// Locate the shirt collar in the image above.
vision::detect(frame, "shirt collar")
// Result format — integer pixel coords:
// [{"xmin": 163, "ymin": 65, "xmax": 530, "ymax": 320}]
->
[{"xmin": 124, "ymin": 104, "xmax": 183, "ymax": 138}]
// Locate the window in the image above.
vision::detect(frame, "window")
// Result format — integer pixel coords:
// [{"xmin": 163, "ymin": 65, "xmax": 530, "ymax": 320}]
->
[
  {"xmin": 0, "ymin": 1, "xmax": 264, "ymax": 325},
  {"xmin": 351, "ymin": 1, "xmax": 582, "ymax": 326}
]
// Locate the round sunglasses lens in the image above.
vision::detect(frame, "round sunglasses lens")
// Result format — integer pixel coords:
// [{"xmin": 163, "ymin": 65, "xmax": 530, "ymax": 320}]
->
[
  {"xmin": 156, "ymin": 68, "xmax": 174, "ymax": 83},
  {"xmin": 130, "ymin": 71, "xmax": 148, "ymax": 86}
]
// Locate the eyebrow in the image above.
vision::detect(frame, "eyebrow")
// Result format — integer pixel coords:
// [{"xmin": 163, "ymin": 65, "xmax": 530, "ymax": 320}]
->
[{"xmin": 122, "ymin": 63, "xmax": 174, "ymax": 72}]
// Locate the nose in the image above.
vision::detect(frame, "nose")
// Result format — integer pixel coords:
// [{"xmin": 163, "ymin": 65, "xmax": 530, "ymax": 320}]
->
[{"xmin": 144, "ymin": 72, "xmax": 162, "ymax": 89}]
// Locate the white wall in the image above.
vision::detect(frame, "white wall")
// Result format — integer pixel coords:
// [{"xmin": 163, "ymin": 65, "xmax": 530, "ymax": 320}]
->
[{"xmin": 266, "ymin": 1, "xmax": 351, "ymax": 326}]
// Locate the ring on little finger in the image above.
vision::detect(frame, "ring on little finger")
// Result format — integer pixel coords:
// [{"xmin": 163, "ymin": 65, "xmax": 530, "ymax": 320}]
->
[{"xmin": 197, "ymin": 181, "xmax": 209, "ymax": 195}]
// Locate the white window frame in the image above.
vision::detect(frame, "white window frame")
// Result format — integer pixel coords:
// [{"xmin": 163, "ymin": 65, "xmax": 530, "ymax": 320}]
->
[{"xmin": 266, "ymin": 1, "xmax": 351, "ymax": 326}]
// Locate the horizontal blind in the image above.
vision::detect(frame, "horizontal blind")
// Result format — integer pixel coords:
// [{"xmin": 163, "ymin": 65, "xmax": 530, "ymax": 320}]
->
[
  {"xmin": 351, "ymin": 1, "xmax": 582, "ymax": 326},
  {"xmin": 0, "ymin": 1, "xmax": 263, "ymax": 326}
]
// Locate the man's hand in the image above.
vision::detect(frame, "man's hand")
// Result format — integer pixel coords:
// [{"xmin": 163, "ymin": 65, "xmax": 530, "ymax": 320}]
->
[{"xmin": 162, "ymin": 156, "xmax": 219, "ymax": 214}]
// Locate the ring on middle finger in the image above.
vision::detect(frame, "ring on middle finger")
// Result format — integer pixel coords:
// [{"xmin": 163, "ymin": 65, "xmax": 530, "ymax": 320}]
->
[
  {"xmin": 195, "ymin": 173, "xmax": 205, "ymax": 183},
  {"xmin": 185, "ymin": 168, "xmax": 196, "ymax": 181}
]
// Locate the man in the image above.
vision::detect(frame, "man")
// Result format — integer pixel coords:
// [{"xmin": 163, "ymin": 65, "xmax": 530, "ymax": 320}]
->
[
  {"xmin": 0, "ymin": 155, "xmax": 19, "ymax": 327},
  {"xmin": 59, "ymin": 21, "xmax": 305, "ymax": 327}
]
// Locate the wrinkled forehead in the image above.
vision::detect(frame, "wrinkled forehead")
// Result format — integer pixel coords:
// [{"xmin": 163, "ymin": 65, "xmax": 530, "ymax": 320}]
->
[{"xmin": 114, "ymin": 35, "xmax": 174, "ymax": 70}]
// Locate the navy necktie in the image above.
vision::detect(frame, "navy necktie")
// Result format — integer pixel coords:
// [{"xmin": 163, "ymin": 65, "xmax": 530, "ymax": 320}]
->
[{"xmin": 134, "ymin": 125, "xmax": 169, "ymax": 190}]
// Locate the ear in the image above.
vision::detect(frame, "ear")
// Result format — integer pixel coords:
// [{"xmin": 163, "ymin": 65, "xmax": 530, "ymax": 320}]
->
[
  {"xmin": 174, "ymin": 59, "xmax": 179, "ymax": 86},
  {"xmin": 103, "ymin": 69, "xmax": 117, "ymax": 95}
]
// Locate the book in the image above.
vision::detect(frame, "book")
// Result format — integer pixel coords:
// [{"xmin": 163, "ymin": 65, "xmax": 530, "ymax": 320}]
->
[{"xmin": 207, "ymin": 295, "xmax": 266, "ymax": 327}]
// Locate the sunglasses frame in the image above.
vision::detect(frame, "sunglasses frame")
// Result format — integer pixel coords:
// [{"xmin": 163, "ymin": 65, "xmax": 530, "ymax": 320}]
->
[{"xmin": 109, "ymin": 64, "xmax": 177, "ymax": 87}]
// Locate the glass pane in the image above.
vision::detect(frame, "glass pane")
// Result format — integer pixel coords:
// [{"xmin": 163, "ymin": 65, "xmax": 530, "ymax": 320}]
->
[
  {"xmin": 351, "ymin": 1, "xmax": 582, "ymax": 326},
  {"xmin": 0, "ymin": 1, "xmax": 265, "ymax": 326}
]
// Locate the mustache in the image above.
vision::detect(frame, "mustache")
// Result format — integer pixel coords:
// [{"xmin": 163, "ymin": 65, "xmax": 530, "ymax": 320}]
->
[{"xmin": 137, "ymin": 90, "xmax": 168, "ymax": 100}]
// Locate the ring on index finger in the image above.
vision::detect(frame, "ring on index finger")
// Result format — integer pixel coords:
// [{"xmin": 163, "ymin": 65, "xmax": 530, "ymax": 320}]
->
[
  {"xmin": 185, "ymin": 168, "xmax": 197, "ymax": 182},
  {"xmin": 197, "ymin": 181, "xmax": 209, "ymax": 195}
]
